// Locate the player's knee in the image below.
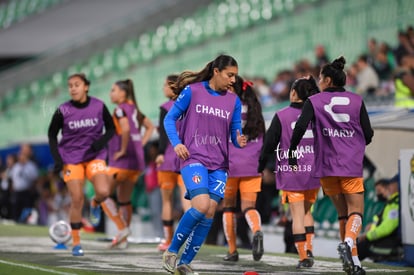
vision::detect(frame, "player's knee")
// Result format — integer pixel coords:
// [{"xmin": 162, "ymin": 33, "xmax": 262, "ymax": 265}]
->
[
  {"xmin": 194, "ymin": 203, "xmax": 210, "ymax": 214},
  {"xmin": 95, "ymin": 187, "xmax": 111, "ymax": 198},
  {"xmin": 71, "ymin": 196, "xmax": 84, "ymax": 209}
]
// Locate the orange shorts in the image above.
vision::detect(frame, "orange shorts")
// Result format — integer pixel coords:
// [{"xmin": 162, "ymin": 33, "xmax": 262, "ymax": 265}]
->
[
  {"xmin": 107, "ymin": 167, "xmax": 141, "ymax": 184},
  {"xmin": 63, "ymin": 159, "xmax": 107, "ymax": 182},
  {"xmin": 281, "ymin": 188, "xmax": 319, "ymax": 204},
  {"xmin": 320, "ymin": 176, "xmax": 364, "ymax": 196},
  {"xmin": 224, "ymin": 176, "xmax": 262, "ymax": 201},
  {"xmin": 157, "ymin": 171, "xmax": 184, "ymax": 190}
]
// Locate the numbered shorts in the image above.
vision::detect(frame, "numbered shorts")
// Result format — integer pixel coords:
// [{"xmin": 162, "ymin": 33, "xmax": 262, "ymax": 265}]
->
[
  {"xmin": 63, "ymin": 159, "xmax": 107, "ymax": 182},
  {"xmin": 180, "ymin": 163, "xmax": 227, "ymax": 202},
  {"xmin": 281, "ymin": 188, "xmax": 319, "ymax": 204},
  {"xmin": 107, "ymin": 167, "xmax": 141, "ymax": 184},
  {"xmin": 224, "ymin": 176, "xmax": 262, "ymax": 202},
  {"xmin": 320, "ymin": 176, "xmax": 364, "ymax": 196},
  {"xmin": 157, "ymin": 171, "xmax": 184, "ymax": 190}
]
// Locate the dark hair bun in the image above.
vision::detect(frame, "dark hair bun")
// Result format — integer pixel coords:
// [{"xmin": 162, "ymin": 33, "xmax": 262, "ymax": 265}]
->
[{"xmin": 331, "ymin": 56, "xmax": 346, "ymax": 70}]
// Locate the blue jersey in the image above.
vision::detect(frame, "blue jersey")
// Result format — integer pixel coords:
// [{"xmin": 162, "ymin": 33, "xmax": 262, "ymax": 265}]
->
[
  {"xmin": 164, "ymin": 81, "xmax": 243, "ymax": 201},
  {"xmin": 164, "ymin": 81, "xmax": 242, "ymax": 172}
]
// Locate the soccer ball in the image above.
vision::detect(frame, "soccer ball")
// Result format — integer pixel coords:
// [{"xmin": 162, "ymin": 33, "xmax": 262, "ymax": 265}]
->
[{"xmin": 49, "ymin": 220, "xmax": 72, "ymax": 244}]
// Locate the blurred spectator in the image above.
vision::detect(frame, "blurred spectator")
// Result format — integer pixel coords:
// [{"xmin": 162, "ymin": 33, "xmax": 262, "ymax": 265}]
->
[
  {"xmin": 251, "ymin": 76, "xmax": 274, "ymax": 107},
  {"xmin": 366, "ymin": 38, "xmax": 378, "ymax": 66},
  {"xmin": 379, "ymin": 42, "xmax": 397, "ymax": 71},
  {"xmin": 0, "ymin": 154, "xmax": 17, "ymax": 219},
  {"xmin": 373, "ymin": 45, "xmax": 393, "ymax": 81},
  {"xmin": 407, "ymin": 26, "xmax": 414, "ymax": 49},
  {"xmin": 48, "ymin": 179, "xmax": 71, "ymax": 225},
  {"xmin": 314, "ymin": 44, "xmax": 329, "ymax": 72},
  {"xmin": 346, "ymin": 62, "xmax": 359, "ymax": 91},
  {"xmin": 36, "ymin": 174, "xmax": 53, "ymax": 225},
  {"xmin": 357, "ymin": 176, "xmax": 403, "ymax": 262},
  {"xmin": 393, "ymin": 30, "xmax": 414, "ymax": 66},
  {"xmin": 355, "ymin": 54, "xmax": 380, "ymax": 95},
  {"xmin": 394, "ymin": 55, "xmax": 414, "ymax": 108},
  {"xmin": 294, "ymin": 59, "xmax": 314, "ymax": 78},
  {"xmin": 36, "ymin": 168, "xmax": 70, "ymax": 226},
  {"xmin": 270, "ymin": 70, "xmax": 294, "ymax": 102},
  {"xmin": 9, "ymin": 144, "xmax": 39, "ymax": 222}
]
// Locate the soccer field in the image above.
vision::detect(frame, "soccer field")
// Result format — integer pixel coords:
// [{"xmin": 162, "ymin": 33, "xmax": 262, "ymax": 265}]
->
[{"xmin": 0, "ymin": 223, "xmax": 413, "ymax": 275}]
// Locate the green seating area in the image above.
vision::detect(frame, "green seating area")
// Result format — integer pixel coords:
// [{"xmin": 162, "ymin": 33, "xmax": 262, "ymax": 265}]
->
[
  {"xmin": 0, "ymin": 0, "xmax": 412, "ymax": 148},
  {"xmin": 0, "ymin": 0, "xmax": 62, "ymax": 29}
]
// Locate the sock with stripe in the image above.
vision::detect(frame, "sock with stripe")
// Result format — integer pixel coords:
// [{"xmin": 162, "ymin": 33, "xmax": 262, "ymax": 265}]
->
[
  {"xmin": 344, "ymin": 213, "xmax": 362, "ymax": 250},
  {"xmin": 244, "ymin": 208, "xmax": 262, "ymax": 233},
  {"xmin": 293, "ymin": 233, "xmax": 307, "ymax": 261},
  {"xmin": 179, "ymin": 217, "xmax": 213, "ymax": 265},
  {"xmin": 118, "ymin": 201, "xmax": 132, "ymax": 226},
  {"xmin": 101, "ymin": 197, "xmax": 127, "ymax": 230},
  {"xmin": 168, "ymin": 208, "xmax": 205, "ymax": 254}
]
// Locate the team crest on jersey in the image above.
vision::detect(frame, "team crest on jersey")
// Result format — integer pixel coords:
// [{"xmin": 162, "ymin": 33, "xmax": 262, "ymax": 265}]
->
[{"xmin": 192, "ymin": 173, "xmax": 202, "ymax": 184}]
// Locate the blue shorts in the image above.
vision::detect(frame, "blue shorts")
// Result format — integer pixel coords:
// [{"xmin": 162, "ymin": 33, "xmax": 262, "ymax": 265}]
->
[{"xmin": 181, "ymin": 163, "xmax": 228, "ymax": 203}]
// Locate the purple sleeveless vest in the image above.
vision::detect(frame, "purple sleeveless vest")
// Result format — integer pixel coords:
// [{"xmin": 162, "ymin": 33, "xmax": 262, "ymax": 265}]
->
[
  {"xmin": 309, "ymin": 91, "xmax": 366, "ymax": 177},
  {"xmin": 276, "ymin": 106, "xmax": 320, "ymax": 191},
  {"xmin": 228, "ymin": 135, "xmax": 263, "ymax": 177},
  {"xmin": 179, "ymin": 82, "xmax": 237, "ymax": 170},
  {"xmin": 58, "ymin": 97, "xmax": 106, "ymax": 164},
  {"xmin": 108, "ymin": 102, "xmax": 145, "ymax": 171},
  {"xmin": 158, "ymin": 100, "xmax": 179, "ymax": 172}
]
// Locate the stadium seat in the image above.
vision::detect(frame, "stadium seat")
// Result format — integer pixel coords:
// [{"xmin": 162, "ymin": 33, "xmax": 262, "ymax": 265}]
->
[
  {"xmin": 29, "ymin": 80, "xmax": 42, "ymax": 100},
  {"xmin": 0, "ymin": 90, "xmax": 14, "ymax": 111},
  {"xmin": 65, "ymin": 63, "xmax": 80, "ymax": 77},
  {"xmin": 3, "ymin": 0, "xmax": 414, "ymax": 150},
  {"xmin": 14, "ymin": 87, "xmax": 31, "ymax": 106},
  {"xmin": 0, "ymin": 0, "xmax": 62, "ymax": 29}
]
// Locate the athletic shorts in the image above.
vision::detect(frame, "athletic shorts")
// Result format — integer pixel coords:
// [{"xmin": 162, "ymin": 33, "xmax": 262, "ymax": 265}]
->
[
  {"xmin": 63, "ymin": 159, "xmax": 107, "ymax": 182},
  {"xmin": 157, "ymin": 171, "xmax": 184, "ymax": 190},
  {"xmin": 320, "ymin": 176, "xmax": 364, "ymax": 196},
  {"xmin": 281, "ymin": 188, "xmax": 319, "ymax": 204},
  {"xmin": 224, "ymin": 176, "xmax": 262, "ymax": 201},
  {"xmin": 107, "ymin": 167, "xmax": 141, "ymax": 183},
  {"xmin": 180, "ymin": 163, "xmax": 227, "ymax": 202}
]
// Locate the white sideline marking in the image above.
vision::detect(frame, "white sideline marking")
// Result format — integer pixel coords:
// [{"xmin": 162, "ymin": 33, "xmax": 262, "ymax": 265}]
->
[{"xmin": 0, "ymin": 259, "xmax": 76, "ymax": 275}]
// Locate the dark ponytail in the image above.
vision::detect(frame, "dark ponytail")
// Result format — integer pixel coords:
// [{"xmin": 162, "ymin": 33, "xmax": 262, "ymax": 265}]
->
[
  {"xmin": 173, "ymin": 54, "xmax": 238, "ymax": 95},
  {"xmin": 291, "ymin": 75, "xmax": 320, "ymax": 101},
  {"xmin": 232, "ymin": 75, "xmax": 265, "ymax": 140},
  {"xmin": 115, "ymin": 79, "xmax": 144, "ymax": 130},
  {"xmin": 320, "ymin": 56, "xmax": 347, "ymax": 87}
]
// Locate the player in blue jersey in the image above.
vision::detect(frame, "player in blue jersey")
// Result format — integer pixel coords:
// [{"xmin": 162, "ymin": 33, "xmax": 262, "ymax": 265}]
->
[{"xmin": 162, "ymin": 55, "xmax": 247, "ymax": 274}]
